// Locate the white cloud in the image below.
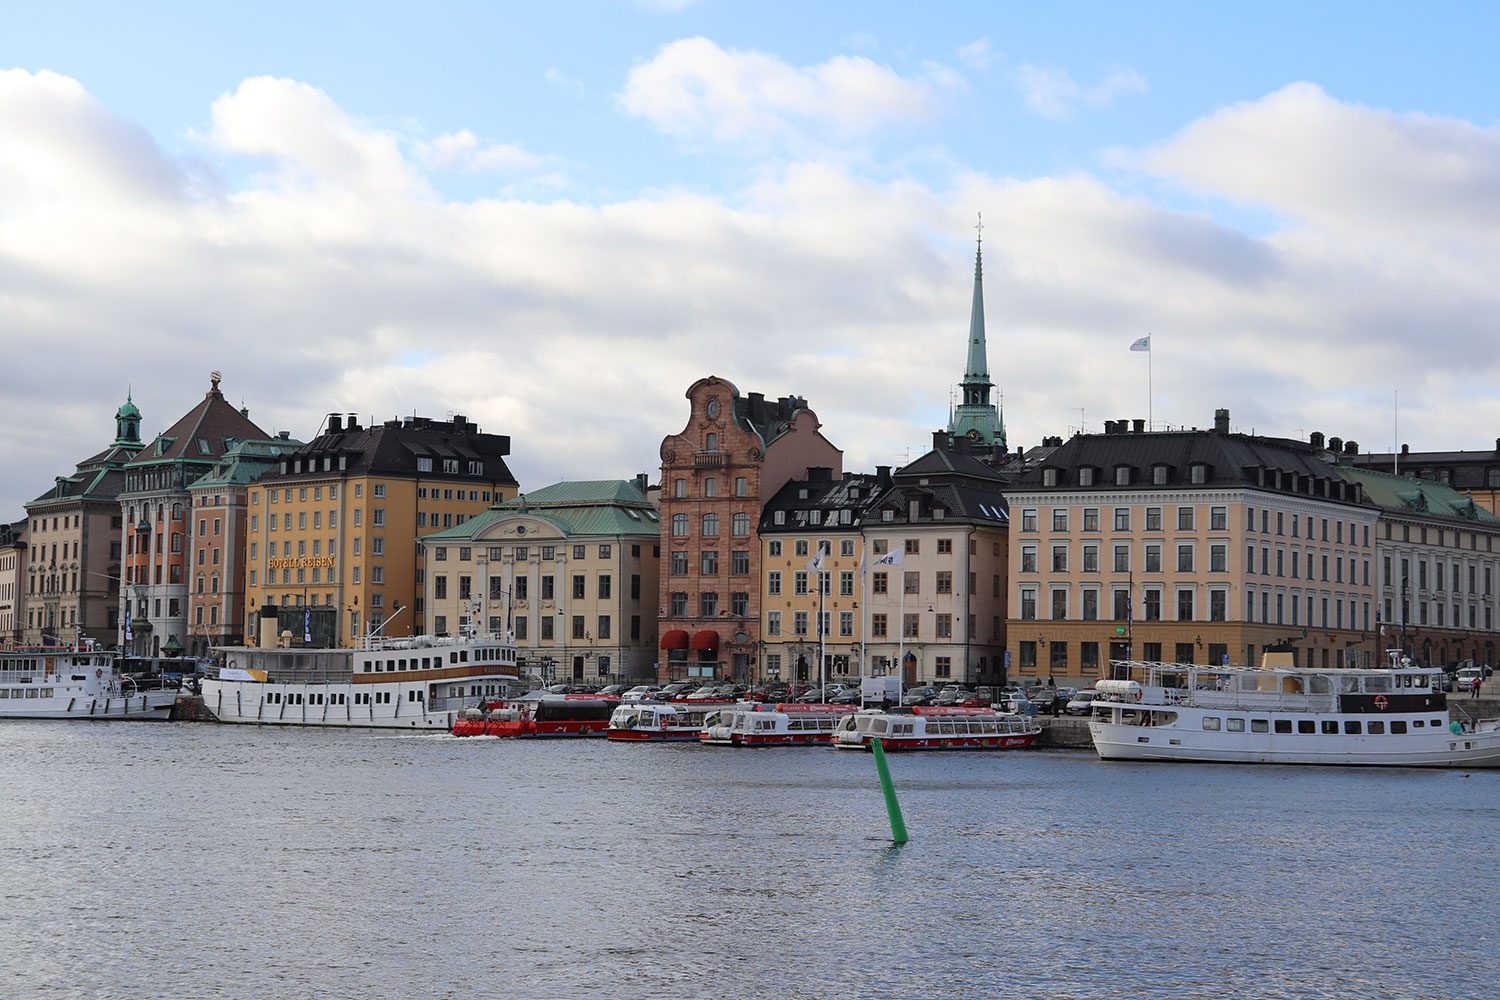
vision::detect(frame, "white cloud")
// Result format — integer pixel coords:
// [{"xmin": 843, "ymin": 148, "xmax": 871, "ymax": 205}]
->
[
  {"xmin": 620, "ymin": 36, "xmax": 943, "ymax": 148},
  {"xmin": 543, "ymin": 67, "xmax": 586, "ymax": 97},
  {"xmin": 1015, "ymin": 63, "xmax": 1146, "ymax": 118},
  {"xmin": 956, "ymin": 38, "xmax": 994, "ymax": 72},
  {"xmin": 1, "ymin": 72, "xmax": 1499, "ymax": 522},
  {"xmin": 414, "ymin": 129, "xmax": 547, "ymax": 174}
]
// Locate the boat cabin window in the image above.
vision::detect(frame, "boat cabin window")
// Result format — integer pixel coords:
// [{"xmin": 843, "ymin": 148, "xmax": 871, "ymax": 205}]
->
[
  {"xmin": 871, "ymin": 719, "xmax": 889, "ymax": 734},
  {"xmin": 1431, "ymin": 717, "xmax": 1443, "ymax": 727},
  {"xmin": 1321, "ymin": 720, "xmax": 1337, "ymax": 734},
  {"xmin": 1307, "ymin": 676, "xmax": 1332, "ymax": 694},
  {"xmin": 1240, "ymin": 674, "xmax": 1281, "ymax": 693},
  {"xmin": 1274, "ymin": 720, "xmax": 1292, "ymax": 734},
  {"xmin": 1226, "ymin": 718, "xmax": 1245, "ymax": 732},
  {"xmin": 1391, "ymin": 721, "xmax": 1407, "ymax": 734},
  {"xmin": 1337, "ymin": 677, "xmax": 1360, "ymax": 694},
  {"xmin": 1363, "ymin": 675, "xmax": 1392, "ymax": 693},
  {"xmin": 1250, "ymin": 719, "xmax": 1269, "ymax": 733},
  {"xmin": 1344, "ymin": 720, "xmax": 1361, "ymax": 735},
  {"xmin": 1368, "ymin": 721, "xmax": 1385, "ymax": 734},
  {"xmin": 1202, "ymin": 717, "xmax": 1221, "ymax": 731},
  {"xmin": 1298, "ymin": 720, "xmax": 1315, "ymax": 734}
]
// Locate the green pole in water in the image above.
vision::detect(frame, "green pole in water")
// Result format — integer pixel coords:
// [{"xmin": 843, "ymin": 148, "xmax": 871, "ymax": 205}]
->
[{"xmin": 870, "ymin": 737, "xmax": 909, "ymax": 845}]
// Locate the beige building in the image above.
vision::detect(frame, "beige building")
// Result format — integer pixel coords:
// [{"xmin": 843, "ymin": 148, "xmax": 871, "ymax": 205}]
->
[
  {"xmin": 1006, "ymin": 415, "xmax": 1380, "ymax": 686},
  {"xmin": 757, "ymin": 469, "xmax": 886, "ymax": 686},
  {"xmin": 862, "ymin": 438, "xmax": 1010, "ymax": 687},
  {"xmin": 24, "ymin": 396, "xmax": 142, "ymax": 646},
  {"xmin": 0, "ymin": 521, "xmax": 25, "ymax": 647},
  {"xmin": 243, "ymin": 413, "xmax": 518, "ymax": 647},
  {"xmin": 421, "ymin": 480, "xmax": 662, "ymax": 684}
]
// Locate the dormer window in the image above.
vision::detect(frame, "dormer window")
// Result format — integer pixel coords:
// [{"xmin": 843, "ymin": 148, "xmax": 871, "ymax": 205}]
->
[
  {"xmin": 882, "ymin": 509, "xmax": 894, "ymax": 522},
  {"xmin": 1152, "ymin": 465, "xmax": 1169, "ymax": 485},
  {"xmin": 773, "ymin": 510, "xmax": 785, "ymax": 525},
  {"xmin": 1115, "ymin": 466, "xmax": 1132, "ymax": 486},
  {"xmin": 1190, "ymin": 464, "xmax": 1207, "ymax": 485},
  {"xmin": 1078, "ymin": 467, "xmax": 1094, "ymax": 487},
  {"xmin": 1042, "ymin": 468, "xmax": 1058, "ymax": 487}
]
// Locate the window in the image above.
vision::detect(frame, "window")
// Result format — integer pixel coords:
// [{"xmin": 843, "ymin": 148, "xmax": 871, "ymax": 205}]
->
[
  {"xmin": 1114, "ymin": 508, "xmax": 1130, "ymax": 531},
  {"xmin": 1210, "ymin": 544, "xmax": 1227, "ymax": 573},
  {"xmin": 704, "ymin": 478, "xmax": 718, "ymax": 497},
  {"xmin": 1019, "ymin": 588, "xmax": 1037, "ymax": 620},
  {"xmin": 872, "ymin": 572, "xmax": 887, "ymax": 595},
  {"xmin": 1176, "ymin": 589, "xmax": 1193, "ymax": 620},
  {"xmin": 1082, "ymin": 590, "xmax": 1098, "ymax": 620},
  {"xmin": 1052, "ymin": 509, "xmax": 1068, "ymax": 531},
  {"xmin": 871, "ymin": 614, "xmax": 887, "ymax": 638},
  {"xmin": 1210, "ymin": 506, "xmax": 1227, "ymax": 530},
  {"xmin": 1021, "ymin": 545, "xmax": 1037, "ymax": 573},
  {"xmin": 1082, "ymin": 544, "xmax": 1099, "ymax": 573},
  {"xmin": 1050, "ymin": 590, "xmax": 1067, "ymax": 620},
  {"xmin": 1177, "ymin": 507, "xmax": 1194, "ymax": 531},
  {"xmin": 672, "ymin": 513, "xmax": 689, "ymax": 537},
  {"xmin": 1113, "ymin": 545, "xmax": 1129, "ymax": 573},
  {"xmin": 1145, "ymin": 544, "xmax": 1161, "ymax": 573},
  {"xmin": 935, "ymin": 571, "xmax": 952, "ymax": 594},
  {"xmin": 904, "ymin": 538, "xmax": 919, "ymax": 555},
  {"xmin": 903, "ymin": 572, "xmax": 919, "ymax": 594},
  {"xmin": 731, "ymin": 550, "xmax": 750, "ymax": 575},
  {"xmin": 1051, "ymin": 545, "xmax": 1068, "ymax": 572},
  {"xmin": 1177, "ymin": 544, "xmax": 1194, "ymax": 572},
  {"xmin": 1146, "ymin": 507, "xmax": 1162, "ymax": 531},
  {"xmin": 671, "ymin": 551, "xmax": 689, "ymax": 575},
  {"xmin": 1210, "ymin": 590, "xmax": 1227, "ymax": 622},
  {"xmin": 701, "ymin": 513, "xmax": 719, "ymax": 536},
  {"xmin": 1143, "ymin": 589, "xmax": 1161, "ymax": 620},
  {"xmin": 1021, "ymin": 510, "xmax": 1037, "ymax": 532},
  {"xmin": 735, "ymin": 477, "xmax": 747, "ymax": 497},
  {"xmin": 700, "ymin": 551, "xmax": 719, "ymax": 575},
  {"xmin": 731, "ymin": 513, "xmax": 750, "ymax": 536}
]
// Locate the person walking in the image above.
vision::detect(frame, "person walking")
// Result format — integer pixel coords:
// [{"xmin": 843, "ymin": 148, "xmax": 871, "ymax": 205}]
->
[{"xmin": 1473, "ymin": 675, "xmax": 1483, "ymax": 699}]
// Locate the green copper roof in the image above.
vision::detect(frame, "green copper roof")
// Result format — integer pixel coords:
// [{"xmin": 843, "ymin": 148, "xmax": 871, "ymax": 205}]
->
[
  {"xmin": 116, "ymin": 393, "xmax": 141, "ymax": 420},
  {"xmin": 424, "ymin": 479, "xmax": 660, "ymax": 541},
  {"xmin": 1338, "ymin": 464, "xmax": 1500, "ymax": 524},
  {"xmin": 964, "ymin": 242, "xmax": 988, "ymax": 382}
]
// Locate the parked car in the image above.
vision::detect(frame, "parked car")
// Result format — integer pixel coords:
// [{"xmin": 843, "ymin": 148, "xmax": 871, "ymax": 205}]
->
[
  {"xmin": 658, "ymin": 682, "xmax": 696, "ymax": 700},
  {"xmin": 1065, "ymin": 689, "xmax": 1098, "ymax": 715},
  {"xmin": 796, "ymin": 685, "xmax": 844, "ymax": 703},
  {"xmin": 595, "ymin": 684, "xmax": 627, "ymax": 698},
  {"xmin": 620, "ymin": 685, "xmax": 661, "ymax": 702},
  {"xmin": 1455, "ymin": 667, "xmax": 1484, "ymax": 692},
  {"xmin": 829, "ymin": 688, "xmax": 864, "ymax": 705},
  {"xmin": 901, "ymin": 686, "xmax": 937, "ymax": 706}
]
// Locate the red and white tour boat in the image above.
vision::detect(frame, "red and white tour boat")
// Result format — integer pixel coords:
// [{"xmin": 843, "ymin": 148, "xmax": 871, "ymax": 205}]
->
[
  {"xmin": 606, "ymin": 700, "xmax": 740, "ymax": 741},
  {"xmin": 452, "ymin": 694, "xmax": 615, "ymax": 737},
  {"xmin": 699, "ymin": 703, "xmax": 850, "ymax": 747},
  {"xmin": 832, "ymin": 705, "xmax": 1041, "ymax": 751}
]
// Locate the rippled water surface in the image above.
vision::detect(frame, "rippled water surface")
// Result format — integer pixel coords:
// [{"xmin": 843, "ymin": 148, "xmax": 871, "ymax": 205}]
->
[{"xmin": 1, "ymin": 722, "xmax": 1497, "ymax": 1000}]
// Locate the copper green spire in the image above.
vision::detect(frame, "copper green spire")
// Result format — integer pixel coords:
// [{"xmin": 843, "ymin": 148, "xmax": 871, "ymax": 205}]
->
[{"xmin": 947, "ymin": 214, "xmax": 1005, "ymax": 451}]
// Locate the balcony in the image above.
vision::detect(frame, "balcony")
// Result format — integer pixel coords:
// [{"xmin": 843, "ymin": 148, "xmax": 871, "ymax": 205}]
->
[{"xmin": 693, "ymin": 451, "xmax": 729, "ymax": 468}]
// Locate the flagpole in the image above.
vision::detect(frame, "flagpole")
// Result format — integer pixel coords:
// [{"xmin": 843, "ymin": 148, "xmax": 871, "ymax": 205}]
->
[
  {"xmin": 818, "ymin": 561, "xmax": 826, "ymax": 695},
  {"xmin": 1147, "ymin": 336, "xmax": 1153, "ymax": 431},
  {"xmin": 859, "ymin": 555, "xmax": 868, "ymax": 705}
]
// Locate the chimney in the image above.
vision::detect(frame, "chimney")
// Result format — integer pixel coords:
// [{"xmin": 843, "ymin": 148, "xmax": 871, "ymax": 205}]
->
[
  {"xmin": 1344, "ymin": 440, "xmax": 1358, "ymax": 455},
  {"xmin": 808, "ymin": 466, "xmax": 833, "ymax": 482},
  {"xmin": 278, "ymin": 430, "xmax": 290, "ymax": 440},
  {"xmin": 328, "ymin": 413, "xmax": 343, "ymax": 433},
  {"xmin": 258, "ymin": 605, "xmax": 280, "ymax": 648},
  {"xmin": 1132, "ymin": 419, "xmax": 1146, "ymax": 433},
  {"xmin": 1214, "ymin": 408, "xmax": 1230, "ymax": 434},
  {"xmin": 633, "ymin": 473, "xmax": 649, "ymax": 494},
  {"xmin": 932, "ymin": 430, "xmax": 949, "ymax": 451},
  {"xmin": 1329, "ymin": 436, "xmax": 1343, "ymax": 453},
  {"xmin": 346, "ymin": 413, "xmax": 360, "ymax": 432},
  {"xmin": 1103, "ymin": 420, "xmax": 1116, "ymax": 434},
  {"xmin": 876, "ymin": 465, "xmax": 892, "ymax": 487},
  {"xmin": 1401, "ymin": 443, "xmax": 1410, "ymax": 455},
  {"xmin": 1310, "ymin": 431, "xmax": 1325, "ymax": 449}
]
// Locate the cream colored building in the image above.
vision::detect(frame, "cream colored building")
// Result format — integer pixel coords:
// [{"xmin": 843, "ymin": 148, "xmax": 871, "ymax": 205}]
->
[{"xmin": 421, "ymin": 480, "xmax": 661, "ymax": 683}]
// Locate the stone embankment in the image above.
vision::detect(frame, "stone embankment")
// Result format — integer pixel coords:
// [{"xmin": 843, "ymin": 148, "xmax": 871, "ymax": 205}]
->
[
  {"xmin": 170, "ymin": 694, "xmax": 215, "ymax": 721},
  {"xmin": 1035, "ymin": 715, "xmax": 1093, "ymax": 748}
]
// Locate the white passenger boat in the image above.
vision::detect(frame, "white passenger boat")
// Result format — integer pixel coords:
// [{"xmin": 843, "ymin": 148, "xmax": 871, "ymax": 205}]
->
[
  {"xmin": 832, "ymin": 706, "xmax": 1041, "ymax": 751},
  {"xmin": 1089, "ymin": 648, "xmax": 1500, "ymax": 768},
  {"xmin": 0, "ymin": 645, "xmax": 177, "ymax": 720},
  {"xmin": 606, "ymin": 700, "xmax": 740, "ymax": 742},
  {"xmin": 202, "ymin": 630, "xmax": 522, "ymax": 729},
  {"xmin": 698, "ymin": 703, "xmax": 849, "ymax": 747}
]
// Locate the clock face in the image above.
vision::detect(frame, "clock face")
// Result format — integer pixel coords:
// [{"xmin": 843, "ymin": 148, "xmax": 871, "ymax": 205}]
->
[{"xmin": 705, "ymin": 397, "xmax": 720, "ymax": 419}]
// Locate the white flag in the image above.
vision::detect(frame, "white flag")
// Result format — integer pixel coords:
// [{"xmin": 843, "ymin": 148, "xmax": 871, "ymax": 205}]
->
[
  {"xmin": 304, "ymin": 609, "xmax": 312, "ymax": 643},
  {"xmin": 1129, "ymin": 335, "xmax": 1151, "ymax": 352},
  {"xmin": 872, "ymin": 550, "xmax": 904, "ymax": 567},
  {"xmin": 124, "ymin": 610, "xmax": 133, "ymax": 642},
  {"xmin": 806, "ymin": 549, "xmax": 825, "ymax": 574}
]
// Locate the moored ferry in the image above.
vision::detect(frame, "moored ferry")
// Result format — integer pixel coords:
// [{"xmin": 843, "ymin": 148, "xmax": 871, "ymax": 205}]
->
[
  {"xmin": 833, "ymin": 706, "xmax": 1041, "ymax": 751},
  {"xmin": 698, "ymin": 703, "xmax": 849, "ymax": 747},
  {"xmin": 0, "ymin": 644, "xmax": 178, "ymax": 721},
  {"xmin": 1089, "ymin": 649, "xmax": 1500, "ymax": 768},
  {"xmin": 454, "ymin": 695, "xmax": 615, "ymax": 737},
  {"xmin": 607, "ymin": 700, "xmax": 740, "ymax": 742},
  {"xmin": 203, "ymin": 630, "xmax": 522, "ymax": 729}
]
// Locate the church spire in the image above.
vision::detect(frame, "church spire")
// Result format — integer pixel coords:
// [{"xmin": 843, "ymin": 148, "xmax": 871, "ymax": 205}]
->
[
  {"xmin": 965, "ymin": 216, "xmax": 989, "ymax": 382},
  {"xmin": 946, "ymin": 213, "xmax": 1005, "ymax": 453}
]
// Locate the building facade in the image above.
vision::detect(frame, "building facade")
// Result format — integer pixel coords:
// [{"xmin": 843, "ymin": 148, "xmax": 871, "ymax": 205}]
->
[
  {"xmin": 185, "ymin": 438, "xmax": 301, "ymax": 656},
  {"xmin": 0, "ymin": 521, "xmax": 25, "ymax": 647},
  {"xmin": 1338, "ymin": 463, "xmax": 1500, "ymax": 670},
  {"xmin": 758, "ymin": 468, "xmax": 887, "ymax": 687},
  {"xmin": 1005, "ymin": 413, "xmax": 1381, "ymax": 686},
  {"xmin": 23, "ymin": 395, "xmax": 142, "ymax": 646},
  {"xmin": 117, "ymin": 375, "xmax": 276, "ymax": 657},
  {"xmin": 863, "ymin": 437, "xmax": 1010, "ymax": 686},
  {"xmin": 242, "ymin": 413, "xmax": 519, "ymax": 647},
  {"xmin": 421, "ymin": 480, "xmax": 662, "ymax": 683},
  {"xmin": 1350, "ymin": 441, "xmax": 1500, "ymax": 517},
  {"xmin": 657, "ymin": 377, "xmax": 843, "ymax": 682}
]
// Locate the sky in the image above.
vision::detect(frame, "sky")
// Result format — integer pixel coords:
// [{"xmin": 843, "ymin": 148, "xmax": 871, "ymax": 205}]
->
[{"xmin": 3, "ymin": 2, "xmax": 1500, "ymax": 516}]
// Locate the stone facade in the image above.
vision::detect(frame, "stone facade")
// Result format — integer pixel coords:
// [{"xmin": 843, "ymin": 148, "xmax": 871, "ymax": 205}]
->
[
  {"xmin": 657, "ymin": 377, "xmax": 842, "ymax": 682},
  {"xmin": 0, "ymin": 521, "xmax": 25, "ymax": 647}
]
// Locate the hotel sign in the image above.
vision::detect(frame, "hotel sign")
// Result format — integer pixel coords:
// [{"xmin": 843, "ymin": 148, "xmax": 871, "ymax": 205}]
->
[{"xmin": 267, "ymin": 556, "xmax": 336, "ymax": 570}]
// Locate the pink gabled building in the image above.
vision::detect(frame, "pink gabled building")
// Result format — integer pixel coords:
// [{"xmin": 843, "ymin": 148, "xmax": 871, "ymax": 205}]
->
[{"xmin": 657, "ymin": 376, "xmax": 842, "ymax": 682}]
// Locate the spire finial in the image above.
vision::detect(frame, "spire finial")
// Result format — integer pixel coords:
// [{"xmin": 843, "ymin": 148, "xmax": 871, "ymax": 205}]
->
[
  {"xmin": 975, "ymin": 211, "xmax": 984, "ymax": 246},
  {"xmin": 210, "ymin": 370, "xmax": 222, "ymax": 393}
]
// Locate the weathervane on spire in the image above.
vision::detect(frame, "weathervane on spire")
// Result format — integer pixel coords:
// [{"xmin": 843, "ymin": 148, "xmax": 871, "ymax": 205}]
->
[
  {"xmin": 210, "ymin": 370, "xmax": 222, "ymax": 392},
  {"xmin": 974, "ymin": 211, "xmax": 984, "ymax": 246}
]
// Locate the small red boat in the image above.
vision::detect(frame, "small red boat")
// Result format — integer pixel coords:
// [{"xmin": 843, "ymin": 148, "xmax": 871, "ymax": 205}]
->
[{"xmin": 452, "ymin": 695, "xmax": 615, "ymax": 737}]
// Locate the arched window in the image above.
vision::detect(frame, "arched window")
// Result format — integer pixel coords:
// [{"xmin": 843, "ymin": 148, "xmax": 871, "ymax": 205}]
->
[
  {"xmin": 671, "ymin": 513, "xmax": 689, "ymax": 537},
  {"xmin": 196, "ymin": 575, "xmax": 205, "ymax": 594},
  {"xmin": 211, "ymin": 574, "xmax": 220, "ymax": 594},
  {"xmin": 705, "ymin": 432, "xmax": 718, "ymax": 452},
  {"xmin": 731, "ymin": 513, "xmax": 751, "ymax": 536},
  {"xmin": 704, "ymin": 478, "xmax": 718, "ymax": 497},
  {"xmin": 702, "ymin": 513, "xmax": 720, "ymax": 536}
]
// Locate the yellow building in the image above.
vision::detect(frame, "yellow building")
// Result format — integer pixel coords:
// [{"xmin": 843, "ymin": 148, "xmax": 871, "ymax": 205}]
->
[{"xmin": 242, "ymin": 413, "xmax": 518, "ymax": 646}]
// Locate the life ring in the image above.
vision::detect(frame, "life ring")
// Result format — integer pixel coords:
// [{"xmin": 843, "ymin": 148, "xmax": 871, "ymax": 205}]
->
[
  {"xmin": 95, "ymin": 669, "xmax": 103, "ymax": 679},
  {"xmin": 1373, "ymin": 694, "xmax": 1389, "ymax": 711}
]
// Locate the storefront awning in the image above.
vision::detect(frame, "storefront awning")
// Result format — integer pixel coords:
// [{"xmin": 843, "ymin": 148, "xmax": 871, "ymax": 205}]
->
[
  {"xmin": 690, "ymin": 630, "xmax": 720, "ymax": 651},
  {"xmin": 660, "ymin": 629, "xmax": 690, "ymax": 650}
]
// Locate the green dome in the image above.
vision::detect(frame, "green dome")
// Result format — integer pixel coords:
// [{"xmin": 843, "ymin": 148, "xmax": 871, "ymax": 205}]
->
[{"xmin": 116, "ymin": 394, "xmax": 141, "ymax": 420}]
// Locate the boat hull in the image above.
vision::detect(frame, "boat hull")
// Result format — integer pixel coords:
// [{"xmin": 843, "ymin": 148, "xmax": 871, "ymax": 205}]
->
[
  {"xmin": 834, "ymin": 733, "xmax": 1038, "ymax": 751},
  {"xmin": 202, "ymin": 679, "xmax": 461, "ymax": 730},
  {"xmin": 0, "ymin": 691, "xmax": 177, "ymax": 721},
  {"xmin": 1090, "ymin": 719, "xmax": 1500, "ymax": 768},
  {"xmin": 606, "ymin": 728, "xmax": 700, "ymax": 741}
]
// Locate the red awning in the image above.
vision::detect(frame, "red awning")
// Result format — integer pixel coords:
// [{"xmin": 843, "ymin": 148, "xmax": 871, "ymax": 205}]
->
[
  {"xmin": 690, "ymin": 630, "xmax": 720, "ymax": 651},
  {"xmin": 660, "ymin": 629, "xmax": 690, "ymax": 651}
]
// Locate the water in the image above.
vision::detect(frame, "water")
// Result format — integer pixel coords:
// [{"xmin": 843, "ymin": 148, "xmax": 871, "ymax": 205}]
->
[{"xmin": 1, "ymin": 723, "xmax": 1496, "ymax": 1000}]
